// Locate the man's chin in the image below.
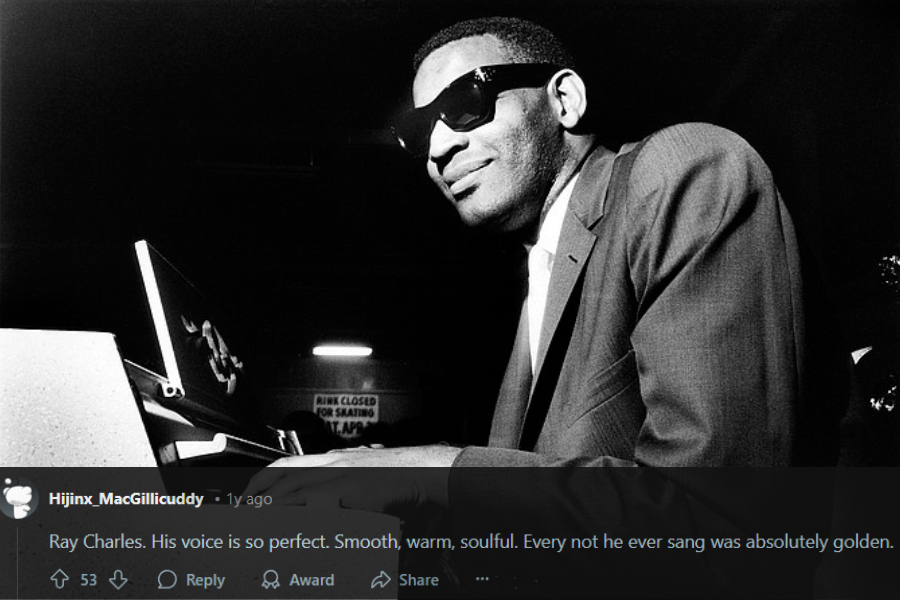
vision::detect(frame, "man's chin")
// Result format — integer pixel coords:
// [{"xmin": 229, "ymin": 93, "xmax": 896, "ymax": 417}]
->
[
  {"xmin": 456, "ymin": 208, "xmax": 517, "ymax": 236},
  {"xmin": 451, "ymin": 192, "xmax": 528, "ymax": 234},
  {"xmin": 454, "ymin": 199, "xmax": 494, "ymax": 228}
]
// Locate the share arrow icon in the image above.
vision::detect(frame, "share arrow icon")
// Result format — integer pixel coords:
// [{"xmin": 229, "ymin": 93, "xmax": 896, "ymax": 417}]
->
[
  {"xmin": 371, "ymin": 571, "xmax": 391, "ymax": 589},
  {"xmin": 50, "ymin": 569, "xmax": 69, "ymax": 589}
]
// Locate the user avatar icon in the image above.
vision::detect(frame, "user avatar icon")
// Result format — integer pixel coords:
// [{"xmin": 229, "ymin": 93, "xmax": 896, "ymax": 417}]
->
[{"xmin": 2, "ymin": 477, "xmax": 38, "ymax": 520}]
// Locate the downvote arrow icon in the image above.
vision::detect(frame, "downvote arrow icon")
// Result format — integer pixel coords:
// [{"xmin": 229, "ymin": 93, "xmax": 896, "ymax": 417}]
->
[{"xmin": 109, "ymin": 570, "xmax": 128, "ymax": 590}]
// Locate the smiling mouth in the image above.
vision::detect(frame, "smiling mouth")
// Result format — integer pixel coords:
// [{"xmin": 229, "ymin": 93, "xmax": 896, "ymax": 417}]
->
[{"xmin": 446, "ymin": 163, "xmax": 488, "ymax": 197}]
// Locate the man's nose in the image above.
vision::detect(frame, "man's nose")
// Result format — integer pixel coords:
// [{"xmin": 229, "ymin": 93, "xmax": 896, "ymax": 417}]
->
[{"xmin": 428, "ymin": 120, "xmax": 468, "ymax": 162}]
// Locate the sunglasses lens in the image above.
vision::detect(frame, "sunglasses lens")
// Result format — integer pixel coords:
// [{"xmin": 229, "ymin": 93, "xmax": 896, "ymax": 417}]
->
[
  {"xmin": 440, "ymin": 80, "xmax": 488, "ymax": 130},
  {"xmin": 394, "ymin": 80, "xmax": 489, "ymax": 157},
  {"xmin": 393, "ymin": 110, "xmax": 433, "ymax": 157}
]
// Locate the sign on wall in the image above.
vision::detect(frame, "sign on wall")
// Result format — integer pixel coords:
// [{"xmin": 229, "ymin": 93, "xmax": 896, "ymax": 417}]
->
[{"xmin": 313, "ymin": 393, "xmax": 379, "ymax": 439}]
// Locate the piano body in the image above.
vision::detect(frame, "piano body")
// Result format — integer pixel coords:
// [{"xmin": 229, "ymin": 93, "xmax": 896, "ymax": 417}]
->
[
  {"xmin": 0, "ymin": 240, "xmax": 297, "ymax": 469},
  {"xmin": 0, "ymin": 327, "xmax": 291, "ymax": 469}
]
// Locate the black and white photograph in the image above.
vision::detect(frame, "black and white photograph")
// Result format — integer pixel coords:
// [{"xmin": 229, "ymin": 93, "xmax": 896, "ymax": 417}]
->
[{"xmin": 1, "ymin": 1, "xmax": 898, "ymax": 598}]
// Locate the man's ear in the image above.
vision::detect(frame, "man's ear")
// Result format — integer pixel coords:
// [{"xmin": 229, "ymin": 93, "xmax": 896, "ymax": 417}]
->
[{"xmin": 547, "ymin": 69, "xmax": 588, "ymax": 130}]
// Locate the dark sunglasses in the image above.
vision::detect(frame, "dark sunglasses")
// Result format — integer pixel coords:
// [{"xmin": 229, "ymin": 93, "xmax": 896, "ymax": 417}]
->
[{"xmin": 392, "ymin": 63, "xmax": 563, "ymax": 157}]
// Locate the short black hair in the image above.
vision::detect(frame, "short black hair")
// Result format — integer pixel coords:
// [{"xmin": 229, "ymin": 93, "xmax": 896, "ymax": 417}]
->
[{"xmin": 412, "ymin": 16, "xmax": 575, "ymax": 73}]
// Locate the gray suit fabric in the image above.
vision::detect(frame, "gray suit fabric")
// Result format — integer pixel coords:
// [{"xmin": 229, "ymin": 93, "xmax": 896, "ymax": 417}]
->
[
  {"xmin": 455, "ymin": 122, "xmax": 847, "ymax": 470},
  {"xmin": 446, "ymin": 124, "xmax": 849, "ymax": 594}
]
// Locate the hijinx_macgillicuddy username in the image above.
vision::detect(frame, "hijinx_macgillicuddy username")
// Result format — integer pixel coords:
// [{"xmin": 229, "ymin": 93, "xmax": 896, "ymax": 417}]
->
[{"xmin": 47, "ymin": 492, "xmax": 205, "ymax": 508}]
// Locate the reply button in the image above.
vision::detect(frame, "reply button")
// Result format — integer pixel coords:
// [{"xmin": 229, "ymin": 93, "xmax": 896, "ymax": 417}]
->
[{"xmin": 186, "ymin": 574, "xmax": 226, "ymax": 590}]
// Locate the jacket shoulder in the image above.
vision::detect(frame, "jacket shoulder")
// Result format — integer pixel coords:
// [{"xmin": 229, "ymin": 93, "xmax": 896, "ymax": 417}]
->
[
  {"xmin": 632, "ymin": 122, "xmax": 767, "ymax": 178},
  {"xmin": 623, "ymin": 122, "xmax": 774, "ymax": 206}
]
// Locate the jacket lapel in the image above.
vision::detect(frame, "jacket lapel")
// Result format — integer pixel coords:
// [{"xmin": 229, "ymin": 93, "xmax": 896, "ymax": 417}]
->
[
  {"xmin": 521, "ymin": 146, "xmax": 617, "ymax": 447},
  {"xmin": 531, "ymin": 145, "xmax": 615, "ymax": 386},
  {"xmin": 531, "ymin": 212, "xmax": 596, "ymax": 382}
]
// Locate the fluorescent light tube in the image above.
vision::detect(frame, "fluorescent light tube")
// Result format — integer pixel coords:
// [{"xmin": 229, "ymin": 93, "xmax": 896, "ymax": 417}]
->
[{"xmin": 312, "ymin": 345, "xmax": 373, "ymax": 357}]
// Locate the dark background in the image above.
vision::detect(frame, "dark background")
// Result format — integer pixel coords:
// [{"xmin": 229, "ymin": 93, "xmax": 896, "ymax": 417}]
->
[{"xmin": 2, "ymin": 0, "xmax": 898, "ymax": 443}]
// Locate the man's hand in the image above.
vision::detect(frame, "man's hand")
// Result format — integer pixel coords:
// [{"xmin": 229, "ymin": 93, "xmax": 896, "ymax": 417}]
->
[{"xmin": 243, "ymin": 445, "xmax": 462, "ymax": 515}]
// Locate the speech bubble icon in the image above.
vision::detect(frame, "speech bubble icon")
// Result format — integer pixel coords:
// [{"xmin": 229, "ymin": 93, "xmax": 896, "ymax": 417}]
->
[{"xmin": 158, "ymin": 570, "xmax": 177, "ymax": 590}]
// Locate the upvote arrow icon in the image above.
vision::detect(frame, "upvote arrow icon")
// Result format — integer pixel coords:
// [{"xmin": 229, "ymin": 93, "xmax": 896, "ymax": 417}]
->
[
  {"xmin": 50, "ymin": 569, "xmax": 69, "ymax": 589},
  {"xmin": 109, "ymin": 570, "xmax": 128, "ymax": 590}
]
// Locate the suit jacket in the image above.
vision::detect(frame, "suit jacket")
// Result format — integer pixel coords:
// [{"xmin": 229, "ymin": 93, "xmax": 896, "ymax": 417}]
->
[{"xmin": 447, "ymin": 123, "xmax": 849, "ymax": 595}]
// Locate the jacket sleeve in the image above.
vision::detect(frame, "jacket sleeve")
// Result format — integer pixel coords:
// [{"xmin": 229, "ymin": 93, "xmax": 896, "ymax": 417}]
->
[{"xmin": 627, "ymin": 122, "xmax": 806, "ymax": 467}]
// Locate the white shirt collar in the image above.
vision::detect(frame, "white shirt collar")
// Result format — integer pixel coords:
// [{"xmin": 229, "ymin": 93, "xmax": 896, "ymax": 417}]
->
[
  {"xmin": 534, "ymin": 172, "xmax": 579, "ymax": 257},
  {"xmin": 525, "ymin": 173, "xmax": 579, "ymax": 373}
]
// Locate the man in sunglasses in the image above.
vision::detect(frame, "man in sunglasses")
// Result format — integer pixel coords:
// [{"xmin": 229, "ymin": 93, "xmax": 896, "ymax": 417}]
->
[{"xmin": 248, "ymin": 16, "xmax": 847, "ymax": 595}]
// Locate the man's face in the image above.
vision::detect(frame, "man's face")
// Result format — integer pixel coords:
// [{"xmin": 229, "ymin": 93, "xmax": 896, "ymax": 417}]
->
[{"xmin": 412, "ymin": 35, "xmax": 563, "ymax": 235}]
